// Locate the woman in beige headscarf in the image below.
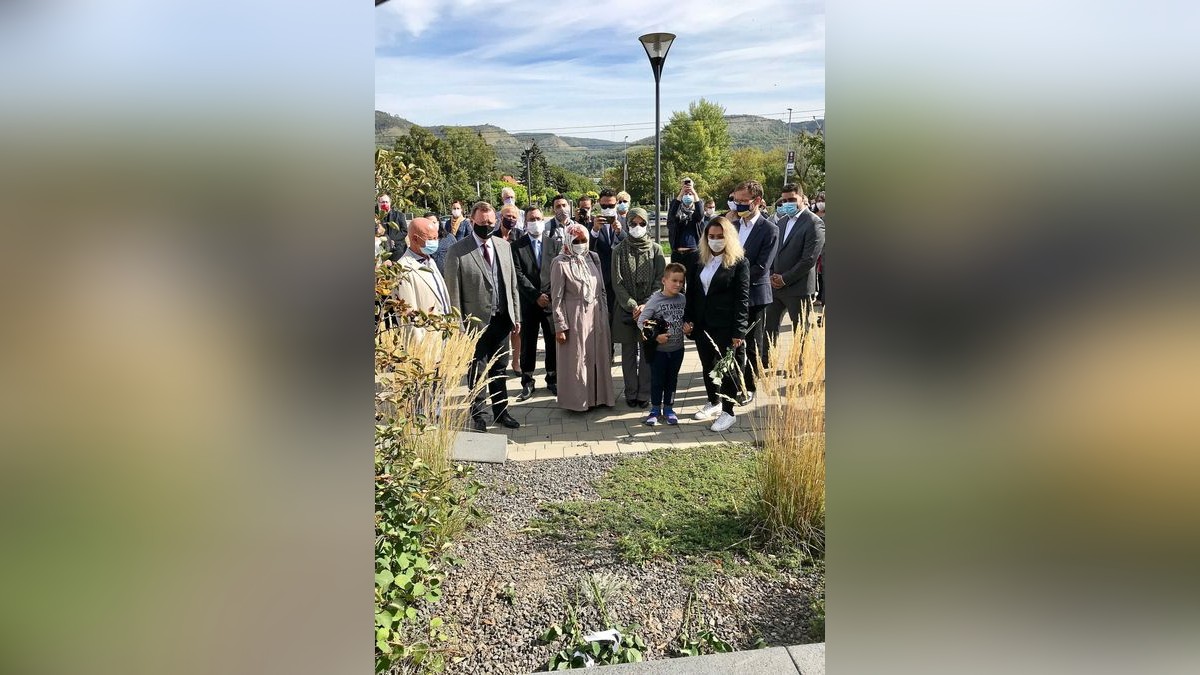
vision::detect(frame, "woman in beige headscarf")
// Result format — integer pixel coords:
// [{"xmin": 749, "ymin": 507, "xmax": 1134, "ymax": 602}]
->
[{"xmin": 550, "ymin": 223, "xmax": 616, "ymax": 411}]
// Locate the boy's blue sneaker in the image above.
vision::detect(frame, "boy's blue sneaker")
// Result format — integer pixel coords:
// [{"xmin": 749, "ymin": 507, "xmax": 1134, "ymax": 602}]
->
[
  {"xmin": 645, "ymin": 407, "xmax": 660, "ymax": 426},
  {"xmin": 664, "ymin": 408, "xmax": 679, "ymax": 425}
]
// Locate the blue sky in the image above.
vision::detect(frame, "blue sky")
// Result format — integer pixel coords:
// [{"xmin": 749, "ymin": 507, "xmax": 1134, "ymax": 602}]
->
[{"xmin": 376, "ymin": 0, "xmax": 824, "ymax": 142}]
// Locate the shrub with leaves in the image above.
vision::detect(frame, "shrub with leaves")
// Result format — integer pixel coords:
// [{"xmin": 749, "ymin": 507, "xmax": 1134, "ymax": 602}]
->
[{"xmin": 375, "ymin": 261, "xmax": 488, "ymax": 673}]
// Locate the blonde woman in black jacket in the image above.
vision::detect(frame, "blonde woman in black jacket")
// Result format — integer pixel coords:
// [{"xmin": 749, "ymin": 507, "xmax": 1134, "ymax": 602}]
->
[{"xmin": 683, "ymin": 216, "xmax": 750, "ymax": 432}]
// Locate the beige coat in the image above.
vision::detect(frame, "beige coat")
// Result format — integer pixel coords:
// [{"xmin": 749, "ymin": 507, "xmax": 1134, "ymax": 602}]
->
[{"xmin": 550, "ymin": 252, "xmax": 615, "ymax": 412}]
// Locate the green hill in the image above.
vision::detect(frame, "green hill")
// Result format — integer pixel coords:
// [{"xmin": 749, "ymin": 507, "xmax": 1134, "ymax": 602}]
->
[{"xmin": 376, "ymin": 111, "xmax": 822, "ymax": 177}]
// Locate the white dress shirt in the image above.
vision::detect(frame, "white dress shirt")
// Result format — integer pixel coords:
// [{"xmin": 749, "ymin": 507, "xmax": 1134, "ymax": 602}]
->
[
  {"xmin": 700, "ymin": 254, "xmax": 723, "ymax": 294},
  {"xmin": 738, "ymin": 214, "xmax": 756, "ymax": 246},
  {"xmin": 781, "ymin": 206, "xmax": 810, "ymax": 243}
]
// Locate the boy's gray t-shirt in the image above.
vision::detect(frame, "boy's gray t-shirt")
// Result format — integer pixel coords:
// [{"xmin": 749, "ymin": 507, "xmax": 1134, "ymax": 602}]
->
[{"xmin": 638, "ymin": 290, "xmax": 686, "ymax": 352}]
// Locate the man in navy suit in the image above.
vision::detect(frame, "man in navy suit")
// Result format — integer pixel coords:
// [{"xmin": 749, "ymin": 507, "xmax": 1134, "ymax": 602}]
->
[
  {"xmin": 730, "ymin": 180, "xmax": 778, "ymax": 404},
  {"xmin": 588, "ymin": 187, "xmax": 626, "ymax": 323}
]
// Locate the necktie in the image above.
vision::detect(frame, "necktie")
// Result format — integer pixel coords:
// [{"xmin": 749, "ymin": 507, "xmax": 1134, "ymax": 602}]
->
[
  {"xmin": 482, "ymin": 241, "xmax": 491, "ymax": 266},
  {"xmin": 533, "ymin": 239, "xmax": 541, "ymax": 269}
]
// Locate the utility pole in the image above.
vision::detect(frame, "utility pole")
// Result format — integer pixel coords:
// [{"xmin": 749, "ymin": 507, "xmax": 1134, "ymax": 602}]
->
[
  {"xmin": 623, "ymin": 135, "xmax": 629, "ymax": 194},
  {"xmin": 525, "ymin": 145, "xmax": 532, "ymax": 207},
  {"xmin": 784, "ymin": 107, "xmax": 794, "ymax": 186}
]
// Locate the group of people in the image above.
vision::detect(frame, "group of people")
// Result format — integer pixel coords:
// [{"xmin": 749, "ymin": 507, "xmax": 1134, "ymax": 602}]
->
[{"xmin": 383, "ymin": 178, "xmax": 825, "ymax": 434}]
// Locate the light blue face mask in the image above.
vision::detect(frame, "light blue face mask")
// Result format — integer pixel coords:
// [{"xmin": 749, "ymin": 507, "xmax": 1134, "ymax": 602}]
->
[
  {"xmin": 777, "ymin": 203, "xmax": 798, "ymax": 217},
  {"xmin": 681, "ymin": 194, "xmax": 694, "ymax": 206},
  {"xmin": 422, "ymin": 239, "xmax": 439, "ymax": 256}
]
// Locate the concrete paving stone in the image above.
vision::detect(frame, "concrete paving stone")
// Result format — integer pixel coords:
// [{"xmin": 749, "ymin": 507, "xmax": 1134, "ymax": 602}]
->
[
  {"xmin": 591, "ymin": 441, "xmax": 621, "ymax": 455},
  {"xmin": 561, "ymin": 443, "xmax": 591, "ymax": 458},
  {"xmin": 535, "ymin": 445, "xmax": 565, "ymax": 460},
  {"xmin": 618, "ymin": 441, "xmax": 649, "ymax": 454},
  {"xmin": 451, "ymin": 431, "xmax": 508, "ymax": 464},
  {"xmin": 506, "ymin": 447, "xmax": 536, "ymax": 462},
  {"xmin": 593, "ymin": 646, "xmax": 801, "ymax": 674},
  {"xmin": 787, "ymin": 644, "xmax": 825, "ymax": 675}
]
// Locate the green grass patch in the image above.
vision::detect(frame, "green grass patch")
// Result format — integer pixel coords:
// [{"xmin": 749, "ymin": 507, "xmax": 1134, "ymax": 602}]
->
[{"xmin": 532, "ymin": 444, "xmax": 811, "ymax": 575}]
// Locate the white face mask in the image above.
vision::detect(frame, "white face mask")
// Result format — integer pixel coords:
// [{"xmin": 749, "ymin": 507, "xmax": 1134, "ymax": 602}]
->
[
  {"xmin": 527, "ymin": 220, "xmax": 545, "ymax": 237},
  {"xmin": 600, "ymin": 207, "xmax": 617, "ymax": 218},
  {"xmin": 704, "ymin": 209, "xmax": 715, "ymax": 218},
  {"xmin": 708, "ymin": 238, "xmax": 726, "ymax": 253},
  {"xmin": 571, "ymin": 242, "xmax": 588, "ymax": 256},
  {"xmin": 451, "ymin": 208, "xmax": 462, "ymax": 217},
  {"xmin": 816, "ymin": 201, "xmax": 826, "ymax": 211},
  {"xmin": 503, "ymin": 197, "xmax": 515, "ymax": 205},
  {"xmin": 629, "ymin": 225, "xmax": 647, "ymax": 239},
  {"xmin": 727, "ymin": 200, "xmax": 737, "ymax": 211},
  {"xmin": 555, "ymin": 206, "xmax": 570, "ymax": 220}
]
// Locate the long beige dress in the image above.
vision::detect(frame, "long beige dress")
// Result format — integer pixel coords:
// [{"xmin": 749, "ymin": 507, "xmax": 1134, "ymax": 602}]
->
[{"xmin": 550, "ymin": 251, "xmax": 616, "ymax": 411}]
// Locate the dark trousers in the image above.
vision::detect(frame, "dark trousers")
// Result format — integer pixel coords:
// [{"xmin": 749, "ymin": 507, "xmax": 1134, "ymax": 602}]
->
[
  {"xmin": 816, "ymin": 272, "xmax": 825, "ymax": 305},
  {"xmin": 649, "ymin": 348, "xmax": 685, "ymax": 408},
  {"xmin": 519, "ymin": 306, "xmax": 556, "ymax": 386},
  {"xmin": 742, "ymin": 303, "xmax": 768, "ymax": 391},
  {"xmin": 468, "ymin": 311, "xmax": 514, "ymax": 425},
  {"xmin": 672, "ymin": 249, "xmax": 701, "ymax": 279},
  {"xmin": 694, "ymin": 328, "xmax": 739, "ymax": 415},
  {"xmin": 764, "ymin": 294, "xmax": 814, "ymax": 367}
]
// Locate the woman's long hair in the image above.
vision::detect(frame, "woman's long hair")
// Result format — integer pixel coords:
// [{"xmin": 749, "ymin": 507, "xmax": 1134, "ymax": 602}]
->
[{"xmin": 698, "ymin": 216, "xmax": 745, "ymax": 269}]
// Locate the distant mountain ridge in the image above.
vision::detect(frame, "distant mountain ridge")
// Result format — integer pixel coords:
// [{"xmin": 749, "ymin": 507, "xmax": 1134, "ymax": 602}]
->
[{"xmin": 375, "ymin": 110, "xmax": 822, "ymax": 177}]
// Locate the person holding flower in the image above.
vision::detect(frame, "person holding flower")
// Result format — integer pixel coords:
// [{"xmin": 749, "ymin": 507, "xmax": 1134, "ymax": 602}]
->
[{"xmin": 683, "ymin": 216, "xmax": 750, "ymax": 432}]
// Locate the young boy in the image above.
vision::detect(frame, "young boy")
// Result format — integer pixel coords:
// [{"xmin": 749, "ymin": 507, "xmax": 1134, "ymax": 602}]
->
[{"xmin": 637, "ymin": 263, "xmax": 689, "ymax": 425}]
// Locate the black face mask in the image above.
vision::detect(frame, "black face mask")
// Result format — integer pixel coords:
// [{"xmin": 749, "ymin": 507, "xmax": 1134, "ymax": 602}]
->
[
  {"xmin": 473, "ymin": 223, "xmax": 493, "ymax": 239},
  {"xmin": 501, "ymin": 217, "xmax": 517, "ymax": 229}
]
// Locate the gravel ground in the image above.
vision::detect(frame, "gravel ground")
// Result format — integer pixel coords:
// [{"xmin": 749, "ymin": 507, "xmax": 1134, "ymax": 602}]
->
[{"xmin": 438, "ymin": 456, "xmax": 823, "ymax": 675}]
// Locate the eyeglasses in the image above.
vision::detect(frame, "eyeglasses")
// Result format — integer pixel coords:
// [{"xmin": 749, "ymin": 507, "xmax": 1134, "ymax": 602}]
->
[{"xmin": 781, "ymin": 197, "xmax": 800, "ymax": 203}]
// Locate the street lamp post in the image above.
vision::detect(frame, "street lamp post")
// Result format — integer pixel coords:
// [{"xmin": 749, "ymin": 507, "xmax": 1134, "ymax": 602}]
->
[
  {"xmin": 623, "ymin": 135, "xmax": 629, "ymax": 194},
  {"xmin": 639, "ymin": 32, "xmax": 675, "ymax": 246},
  {"xmin": 784, "ymin": 107, "xmax": 793, "ymax": 186}
]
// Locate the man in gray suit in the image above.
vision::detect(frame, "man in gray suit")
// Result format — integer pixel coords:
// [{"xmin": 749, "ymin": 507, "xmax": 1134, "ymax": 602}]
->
[
  {"xmin": 444, "ymin": 201, "xmax": 523, "ymax": 431},
  {"xmin": 764, "ymin": 183, "xmax": 825, "ymax": 368}
]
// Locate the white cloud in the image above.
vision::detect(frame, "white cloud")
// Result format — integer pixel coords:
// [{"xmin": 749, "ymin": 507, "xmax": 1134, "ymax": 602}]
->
[{"xmin": 375, "ymin": 0, "xmax": 824, "ymax": 139}]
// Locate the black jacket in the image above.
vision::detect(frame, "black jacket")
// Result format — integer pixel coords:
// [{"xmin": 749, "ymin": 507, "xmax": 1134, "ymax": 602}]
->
[
  {"xmin": 511, "ymin": 230, "xmax": 564, "ymax": 315},
  {"xmin": 684, "ymin": 256, "xmax": 750, "ymax": 339},
  {"xmin": 668, "ymin": 198, "xmax": 705, "ymax": 252}
]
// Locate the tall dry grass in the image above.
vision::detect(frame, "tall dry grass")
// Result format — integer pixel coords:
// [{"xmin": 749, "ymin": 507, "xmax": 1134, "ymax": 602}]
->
[{"xmin": 751, "ymin": 316, "xmax": 826, "ymax": 552}]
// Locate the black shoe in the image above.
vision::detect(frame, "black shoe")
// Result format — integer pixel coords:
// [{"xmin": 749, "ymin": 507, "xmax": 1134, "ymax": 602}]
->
[
  {"xmin": 516, "ymin": 382, "xmax": 534, "ymax": 401},
  {"xmin": 637, "ymin": 400, "xmax": 650, "ymax": 409},
  {"xmin": 626, "ymin": 399, "xmax": 637, "ymax": 407},
  {"xmin": 472, "ymin": 419, "xmax": 488, "ymax": 432},
  {"xmin": 497, "ymin": 412, "xmax": 521, "ymax": 429},
  {"xmin": 739, "ymin": 391, "xmax": 756, "ymax": 406},
  {"xmin": 547, "ymin": 383, "xmax": 558, "ymax": 396}
]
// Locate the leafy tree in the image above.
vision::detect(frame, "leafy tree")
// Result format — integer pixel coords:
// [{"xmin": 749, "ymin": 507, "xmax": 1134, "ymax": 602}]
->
[
  {"xmin": 519, "ymin": 142, "xmax": 552, "ymax": 199},
  {"xmin": 375, "ymin": 148, "xmax": 430, "ymax": 212},
  {"xmin": 662, "ymin": 98, "xmax": 731, "ymax": 195},
  {"xmin": 617, "ymin": 146, "xmax": 679, "ymax": 211},
  {"xmin": 443, "ymin": 127, "xmax": 497, "ymax": 195}
]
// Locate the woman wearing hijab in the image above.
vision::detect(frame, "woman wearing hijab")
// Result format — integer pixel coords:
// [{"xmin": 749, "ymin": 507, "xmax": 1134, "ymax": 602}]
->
[
  {"xmin": 610, "ymin": 207, "xmax": 665, "ymax": 408},
  {"xmin": 550, "ymin": 223, "xmax": 616, "ymax": 412},
  {"xmin": 683, "ymin": 216, "xmax": 750, "ymax": 433}
]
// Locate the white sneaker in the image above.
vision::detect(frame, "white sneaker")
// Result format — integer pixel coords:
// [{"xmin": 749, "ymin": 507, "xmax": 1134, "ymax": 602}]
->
[
  {"xmin": 694, "ymin": 402, "xmax": 722, "ymax": 420},
  {"xmin": 710, "ymin": 412, "xmax": 736, "ymax": 432}
]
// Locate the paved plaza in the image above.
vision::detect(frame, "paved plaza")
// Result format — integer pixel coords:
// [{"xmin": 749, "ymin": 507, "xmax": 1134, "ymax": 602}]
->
[{"xmin": 476, "ymin": 311, "xmax": 820, "ymax": 461}]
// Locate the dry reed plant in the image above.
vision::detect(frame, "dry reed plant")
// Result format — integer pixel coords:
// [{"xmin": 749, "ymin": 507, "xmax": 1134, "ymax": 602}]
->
[
  {"xmin": 375, "ymin": 263, "xmax": 495, "ymax": 472},
  {"xmin": 750, "ymin": 319, "xmax": 826, "ymax": 552}
]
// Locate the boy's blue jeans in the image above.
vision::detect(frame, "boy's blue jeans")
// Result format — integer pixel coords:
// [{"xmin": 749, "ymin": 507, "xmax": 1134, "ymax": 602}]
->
[{"xmin": 649, "ymin": 347, "xmax": 685, "ymax": 408}]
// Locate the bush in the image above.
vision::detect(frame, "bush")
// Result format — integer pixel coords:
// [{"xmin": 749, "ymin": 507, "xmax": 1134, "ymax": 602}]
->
[
  {"xmin": 750, "ymin": 318, "xmax": 825, "ymax": 553},
  {"xmin": 374, "ymin": 262, "xmax": 492, "ymax": 672}
]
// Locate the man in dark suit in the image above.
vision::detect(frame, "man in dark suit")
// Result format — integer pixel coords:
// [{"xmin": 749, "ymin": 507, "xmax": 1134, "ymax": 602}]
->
[
  {"xmin": 378, "ymin": 194, "xmax": 408, "ymax": 252},
  {"xmin": 588, "ymin": 187, "xmax": 625, "ymax": 323},
  {"xmin": 668, "ymin": 177, "xmax": 705, "ymax": 275},
  {"xmin": 511, "ymin": 205, "xmax": 564, "ymax": 401},
  {"xmin": 443, "ymin": 201, "xmax": 523, "ymax": 432},
  {"xmin": 764, "ymin": 183, "xmax": 825, "ymax": 367},
  {"xmin": 730, "ymin": 180, "xmax": 779, "ymax": 404}
]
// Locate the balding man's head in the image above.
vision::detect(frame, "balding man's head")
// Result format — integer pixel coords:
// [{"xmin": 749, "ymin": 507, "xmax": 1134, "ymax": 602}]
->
[{"xmin": 407, "ymin": 217, "xmax": 439, "ymax": 252}]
